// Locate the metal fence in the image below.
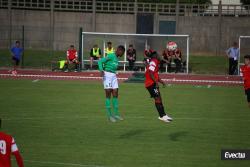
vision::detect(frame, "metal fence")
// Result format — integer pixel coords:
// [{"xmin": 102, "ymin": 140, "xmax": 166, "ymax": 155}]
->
[{"xmin": 0, "ymin": 0, "xmax": 249, "ymax": 16}]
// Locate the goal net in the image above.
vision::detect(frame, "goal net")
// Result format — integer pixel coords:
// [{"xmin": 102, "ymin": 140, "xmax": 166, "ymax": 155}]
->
[
  {"xmin": 239, "ymin": 36, "xmax": 250, "ymax": 75},
  {"xmin": 81, "ymin": 32, "xmax": 190, "ymax": 73}
]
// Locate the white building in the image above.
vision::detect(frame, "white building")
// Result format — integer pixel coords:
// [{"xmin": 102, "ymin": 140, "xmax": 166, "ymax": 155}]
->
[
  {"xmin": 205, "ymin": 0, "xmax": 247, "ymax": 16},
  {"xmin": 211, "ymin": 0, "xmax": 241, "ymax": 5}
]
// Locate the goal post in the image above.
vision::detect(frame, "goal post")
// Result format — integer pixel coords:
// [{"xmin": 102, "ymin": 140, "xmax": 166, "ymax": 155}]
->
[
  {"xmin": 81, "ymin": 32, "xmax": 190, "ymax": 73},
  {"xmin": 239, "ymin": 36, "xmax": 250, "ymax": 75}
]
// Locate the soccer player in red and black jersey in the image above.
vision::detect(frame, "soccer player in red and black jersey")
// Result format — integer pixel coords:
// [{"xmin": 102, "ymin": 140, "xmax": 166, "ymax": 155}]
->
[
  {"xmin": 65, "ymin": 45, "xmax": 79, "ymax": 72},
  {"xmin": 240, "ymin": 55, "xmax": 250, "ymax": 108},
  {"xmin": 0, "ymin": 119, "xmax": 24, "ymax": 167},
  {"xmin": 145, "ymin": 52, "xmax": 173, "ymax": 123}
]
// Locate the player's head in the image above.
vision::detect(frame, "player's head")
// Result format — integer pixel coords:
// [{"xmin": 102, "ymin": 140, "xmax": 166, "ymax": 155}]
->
[
  {"xmin": 244, "ymin": 55, "xmax": 250, "ymax": 65},
  {"xmin": 116, "ymin": 45, "xmax": 125, "ymax": 57},
  {"xmin": 15, "ymin": 41, "xmax": 20, "ymax": 47},
  {"xmin": 129, "ymin": 44, "xmax": 133, "ymax": 49},
  {"xmin": 70, "ymin": 45, "xmax": 74, "ymax": 49},
  {"xmin": 107, "ymin": 42, "xmax": 112, "ymax": 48},
  {"xmin": 93, "ymin": 44, "xmax": 98, "ymax": 48},
  {"xmin": 233, "ymin": 42, "xmax": 238, "ymax": 48},
  {"xmin": 149, "ymin": 51, "xmax": 161, "ymax": 60}
]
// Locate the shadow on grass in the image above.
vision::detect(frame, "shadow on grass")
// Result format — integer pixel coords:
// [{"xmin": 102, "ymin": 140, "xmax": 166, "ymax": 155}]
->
[
  {"xmin": 119, "ymin": 129, "xmax": 147, "ymax": 139},
  {"xmin": 168, "ymin": 131, "xmax": 189, "ymax": 141}
]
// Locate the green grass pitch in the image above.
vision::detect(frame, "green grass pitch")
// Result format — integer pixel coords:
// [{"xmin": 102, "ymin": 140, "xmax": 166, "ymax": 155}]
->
[{"xmin": 0, "ymin": 79, "xmax": 250, "ymax": 167}]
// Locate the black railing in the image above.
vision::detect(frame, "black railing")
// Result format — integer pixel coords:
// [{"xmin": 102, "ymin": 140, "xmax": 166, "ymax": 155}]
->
[{"xmin": 0, "ymin": 0, "xmax": 249, "ymax": 16}]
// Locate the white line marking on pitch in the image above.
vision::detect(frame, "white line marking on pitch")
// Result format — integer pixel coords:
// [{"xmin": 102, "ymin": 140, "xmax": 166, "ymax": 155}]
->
[
  {"xmin": 3, "ymin": 116, "xmax": 250, "ymax": 122},
  {"xmin": 32, "ymin": 79, "xmax": 40, "ymax": 83},
  {"xmin": 22, "ymin": 159, "xmax": 107, "ymax": 167},
  {"xmin": 0, "ymin": 73, "xmax": 243, "ymax": 84}
]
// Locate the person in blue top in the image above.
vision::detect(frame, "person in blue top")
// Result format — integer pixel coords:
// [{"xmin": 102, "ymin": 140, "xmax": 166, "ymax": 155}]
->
[{"xmin": 10, "ymin": 41, "xmax": 23, "ymax": 75}]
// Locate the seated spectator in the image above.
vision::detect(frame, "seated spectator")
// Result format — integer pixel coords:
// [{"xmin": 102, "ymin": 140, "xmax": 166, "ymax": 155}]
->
[
  {"xmin": 161, "ymin": 47, "xmax": 171, "ymax": 72},
  {"xmin": 90, "ymin": 44, "xmax": 102, "ymax": 70},
  {"xmin": 64, "ymin": 45, "xmax": 79, "ymax": 72},
  {"xmin": 161, "ymin": 41, "xmax": 182, "ymax": 73},
  {"xmin": 105, "ymin": 42, "xmax": 114, "ymax": 56},
  {"xmin": 173, "ymin": 48, "xmax": 182, "ymax": 73},
  {"xmin": 10, "ymin": 41, "xmax": 23, "ymax": 75},
  {"xmin": 126, "ymin": 44, "xmax": 136, "ymax": 71}
]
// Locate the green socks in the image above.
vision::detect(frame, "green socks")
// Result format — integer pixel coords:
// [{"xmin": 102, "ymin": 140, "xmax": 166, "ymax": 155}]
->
[
  {"xmin": 112, "ymin": 97, "xmax": 120, "ymax": 116},
  {"xmin": 105, "ymin": 97, "xmax": 120, "ymax": 117},
  {"xmin": 105, "ymin": 98, "xmax": 112, "ymax": 117}
]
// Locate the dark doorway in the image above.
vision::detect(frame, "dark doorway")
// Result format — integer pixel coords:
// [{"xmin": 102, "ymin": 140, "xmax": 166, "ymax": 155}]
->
[{"xmin": 136, "ymin": 13, "xmax": 154, "ymax": 34}]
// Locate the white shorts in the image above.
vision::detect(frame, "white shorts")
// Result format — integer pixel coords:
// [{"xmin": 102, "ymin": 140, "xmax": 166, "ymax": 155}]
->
[{"xmin": 103, "ymin": 71, "xmax": 118, "ymax": 89}]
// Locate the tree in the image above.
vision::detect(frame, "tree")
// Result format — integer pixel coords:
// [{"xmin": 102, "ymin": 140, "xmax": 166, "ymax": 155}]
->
[
  {"xmin": 241, "ymin": 0, "xmax": 250, "ymax": 9},
  {"xmin": 241, "ymin": 0, "xmax": 250, "ymax": 5}
]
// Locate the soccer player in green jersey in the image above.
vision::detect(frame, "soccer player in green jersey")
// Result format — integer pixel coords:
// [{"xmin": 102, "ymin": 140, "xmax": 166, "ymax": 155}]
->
[{"xmin": 98, "ymin": 45, "xmax": 125, "ymax": 122}]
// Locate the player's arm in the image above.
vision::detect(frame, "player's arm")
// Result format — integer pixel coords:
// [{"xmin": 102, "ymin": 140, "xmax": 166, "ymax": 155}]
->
[
  {"xmin": 66, "ymin": 50, "xmax": 70, "ymax": 62},
  {"xmin": 98, "ymin": 56, "xmax": 110, "ymax": 77},
  {"xmin": 10, "ymin": 47, "xmax": 15, "ymax": 57},
  {"xmin": 99, "ymin": 48, "xmax": 102, "ymax": 57},
  {"xmin": 175, "ymin": 50, "xmax": 182, "ymax": 60},
  {"xmin": 11, "ymin": 138, "xmax": 24, "ymax": 167},
  {"xmin": 90, "ymin": 49, "xmax": 93, "ymax": 57},
  {"xmin": 133, "ymin": 49, "xmax": 136, "ymax": 61},
  {"xmin": 13, "ymin": 151, "xmax": 24, "ymax": 167},
  {"xmin": 226, "ymin": 48, "xmax": 231, "ymax": 57},
  {"xmin": 75, "ymin": 51, "xmax": 78, "ymax": 58}
]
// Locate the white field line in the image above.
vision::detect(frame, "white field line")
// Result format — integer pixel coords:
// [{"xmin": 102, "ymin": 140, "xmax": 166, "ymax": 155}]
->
[
  {"xmin": 0, "ymin": 73, "xmax": 243, "ymax": 84},
  {"xmin": 22, "ymin": 159, "xmax": 107, "ymax": 167},
  {"xmin": 3, "ymin": 116, "xmax": 250, "ymax": 122}
]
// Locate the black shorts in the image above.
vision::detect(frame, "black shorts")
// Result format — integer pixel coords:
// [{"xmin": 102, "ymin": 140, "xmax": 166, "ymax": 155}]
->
[
  {"xmin": 12, "ymin": 57, "xmax": 20, "ymax": 66},
  {"xmin": 146, "ymin": 83, "xmax": 160, "ymax": 98},
  {"xmin": 90, "ymin": 56, "xmax": 99, "ymax": 60},
  {"xmin": 245, "ymin": 88, "xmax": 250, "ymax": 102}
]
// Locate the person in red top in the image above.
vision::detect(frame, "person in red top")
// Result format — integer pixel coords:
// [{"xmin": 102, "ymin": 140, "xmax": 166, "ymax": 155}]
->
[
  {"xmin": 145, "ymin": 51, "xmax": 173, "ymax": 123},
  {"xmin": 0, "ymin": 119, "xmax": 24, "ymax": 167},
  {"xmin": 64, "ymin": 45, "xmax": 79, "ymax": 72},
  {"xmin": 143, "ymin": 45, "xmax": 154, "ymax": 66},
  {"xmin": 161, "ymin": 41, "xmax": 183, "ymax": 73},
  {"xmin": 240, "ymin": 55, "xmax": 250, "ymax": 108}
]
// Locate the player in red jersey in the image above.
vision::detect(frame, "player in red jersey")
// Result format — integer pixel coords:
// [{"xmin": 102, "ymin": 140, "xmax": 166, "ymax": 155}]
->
[
  {"xmin": 240, "ymin": 55, "xmax": 250, "ymax": 108},
  {"xmin": 0, "ymin": 119, "xmax": 24, "ymax": 167},
  {"xmin": 145, "ymin": 51, "xmax": 173, "ymax": 123},
  {"xmin": 64, "ymin": 45, "xmax": 79, "ymax": 72}
]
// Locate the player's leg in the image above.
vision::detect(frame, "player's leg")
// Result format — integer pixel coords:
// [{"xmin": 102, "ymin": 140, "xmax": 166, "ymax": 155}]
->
[
  {"xmin": 103, "ymin": 72, "xmax": 116, "ymax": 122},
  {"xmin": 229, "ymin": 58, "xmax": 233, "ymax": 75},
  {"xmin": 246, "ymin": 89, "xmax": 250, "ymax": 108},
  {"xmin": 12, "ymin": 57, "xmax": 19, "ymax": 75},
  {"xmin": 90, "ymin": 56, "xmax": 93, "ymax": 70},
  {"xmin": 112, "ymin": 88, "xmax": 123, "ymax": 120},
  {"xmin": 111, "ymin": 75, "xmax": 123, "ymax": 120},
  {"xmin": 174, "ymin": 59, "xmax": 182, "ymax": 73},
  {"xmin": 147, "ymin": 84, "xmax": 172, "ymax": 122},
  {"xmin": 73, "ymin": 59, "xmax": 79, "ymax": 72},
  {"xmin": 64, "ymin": 61, "xmax": 69, "ymax": 72},
  {"xmin": 155, "ymin": 92, "xmax": 173, "ymax": 122}
]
